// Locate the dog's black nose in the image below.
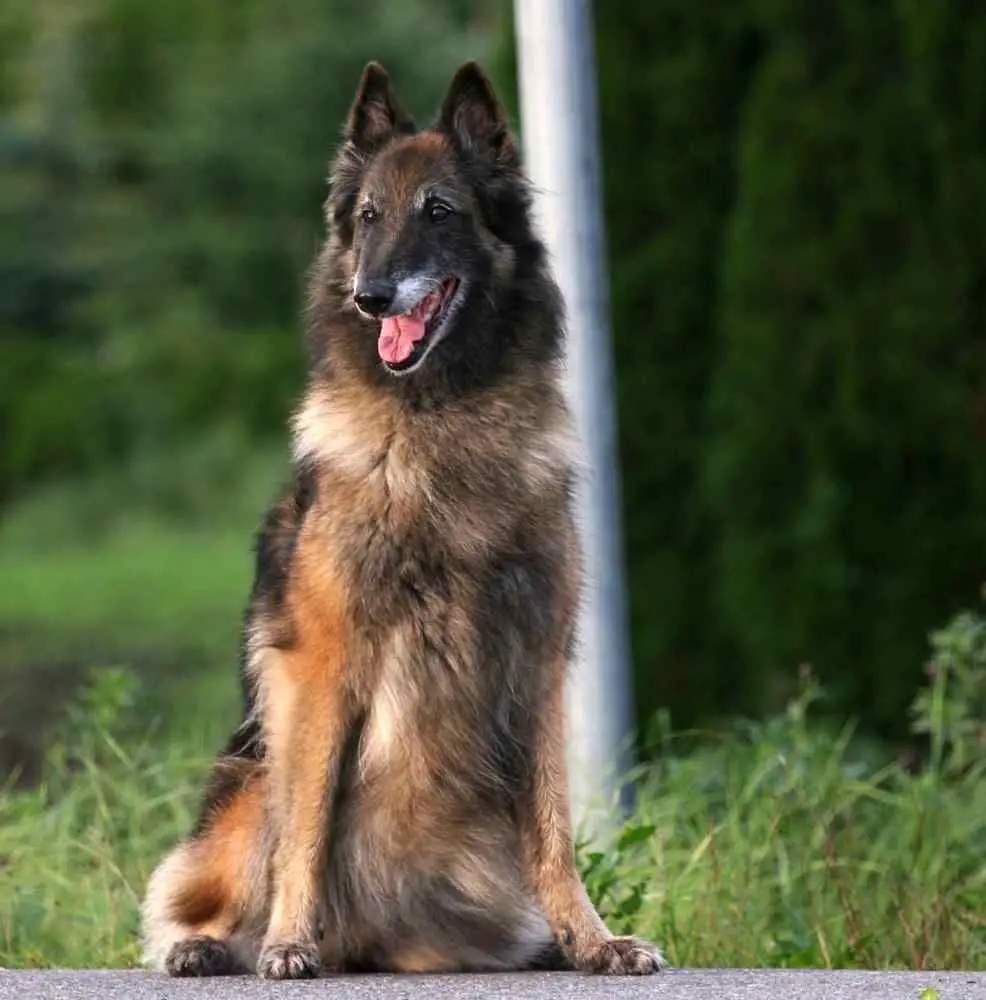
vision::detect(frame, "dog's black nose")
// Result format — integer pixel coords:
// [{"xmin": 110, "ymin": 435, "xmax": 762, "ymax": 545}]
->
[{"xmin": 354, "ymin": 280, "xmax": 395, "ymax": 318}]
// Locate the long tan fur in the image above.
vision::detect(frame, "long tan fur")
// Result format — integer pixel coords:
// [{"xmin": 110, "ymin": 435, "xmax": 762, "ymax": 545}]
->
[{"xmin": 141, "ymin": 60, "xmax": 665, "ymax": 979}]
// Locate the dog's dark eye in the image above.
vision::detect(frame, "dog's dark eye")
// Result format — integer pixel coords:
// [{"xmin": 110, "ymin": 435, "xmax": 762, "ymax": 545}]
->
[
  {"xmin": 359, "ymin": 205, "xmax": 378, "ymax": 225},
  {"xmin": 428, "ymin": 201, "xmax": 453, "ymax": 223}
]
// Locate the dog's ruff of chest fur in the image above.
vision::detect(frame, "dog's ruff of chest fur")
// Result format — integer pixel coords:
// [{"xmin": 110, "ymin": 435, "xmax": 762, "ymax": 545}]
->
[{"xmin": 240, "ymin": 379, "xmax": 580, "ymax": 968}]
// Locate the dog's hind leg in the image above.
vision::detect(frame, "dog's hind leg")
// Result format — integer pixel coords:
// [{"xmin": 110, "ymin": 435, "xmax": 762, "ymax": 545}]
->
[{"xmin": 141, "ymin": 764, "xmax": 269, "ymax": 976}]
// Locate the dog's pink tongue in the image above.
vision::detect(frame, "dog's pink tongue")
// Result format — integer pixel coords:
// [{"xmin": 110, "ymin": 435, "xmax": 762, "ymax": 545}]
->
[{"xmin": 378, "ymin": 314, "xmax": 426, "ymax": 364}]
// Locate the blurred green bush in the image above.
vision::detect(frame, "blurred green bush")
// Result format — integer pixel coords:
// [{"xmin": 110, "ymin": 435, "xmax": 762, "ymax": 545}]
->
[
  {"xmin": 2, "ymin": 0, "xmax": 985, "ymax": 742},
  {"xmin": 0, "ymin": 0, "xmax": 493, "ymax": 497}
]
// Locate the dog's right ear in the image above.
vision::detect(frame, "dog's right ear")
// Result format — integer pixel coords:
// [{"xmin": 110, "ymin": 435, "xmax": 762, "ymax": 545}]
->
[
  {"xmin": 344, "ymin": 62, "xmax": 414, "ymax": 152},
  {"xmin": 328, "ymin": 63, "xmax": 414, "ymax": 240}
]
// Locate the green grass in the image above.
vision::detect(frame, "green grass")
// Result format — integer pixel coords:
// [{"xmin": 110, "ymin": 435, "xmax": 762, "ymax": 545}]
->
[
  {"xmin": 592, "ymin": 692, "xmax": 986, "ymax": 969},
  {"xmin": 0, "ymin": 714, "xmax": 206, "ymax": 968},
  {"xmin": 1, "ymin": 658, "xmax": 984, "ymax": 970}
]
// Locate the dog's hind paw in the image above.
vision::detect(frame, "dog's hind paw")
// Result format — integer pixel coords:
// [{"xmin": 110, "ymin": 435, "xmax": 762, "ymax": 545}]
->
[
  {"xmin": 165, "ymin": 936, "xmax": 234, "ymax": 977},
  {"xmin": 257, "ymin": 940, "xmax": 322, "ymax": 980},
  {"xmin": 577, "ymin": 935, "xmax": 668, "ymax": 975}
]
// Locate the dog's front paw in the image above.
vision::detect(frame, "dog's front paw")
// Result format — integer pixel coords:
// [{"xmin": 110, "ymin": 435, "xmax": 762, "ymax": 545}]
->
[
  {"xmin": 257, "ymin": 940, "xmax": 322, "ymax": 980},
  {"xmin": 577, "ymin": 935, "xmax": 667, "ymax": 975},
  {"xmin": 165, "ymin": 936, "xmax": 234, "ymax": 977}
]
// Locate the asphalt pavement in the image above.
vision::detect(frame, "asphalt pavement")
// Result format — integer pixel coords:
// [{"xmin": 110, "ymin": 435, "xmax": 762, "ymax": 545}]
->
[{"xmin": 0, "ymin": 969, "xmax": 983, "ymax": 1000}]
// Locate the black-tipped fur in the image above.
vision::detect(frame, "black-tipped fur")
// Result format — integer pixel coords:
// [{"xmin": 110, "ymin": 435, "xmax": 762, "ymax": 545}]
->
[
  {"xmin": 191, "ymin": 461, "xmax": 317, "ymax": 838},
  {"xmin": 315, "ymin": 63, "xmax": 560, "ymax": 401},
  {"xmin": 141, "ymin": 60, "xmax": 665, "ymax": 980},
  {"xmin": 165, "ymin": 937, "xmax": 236, "ymax": 977}
]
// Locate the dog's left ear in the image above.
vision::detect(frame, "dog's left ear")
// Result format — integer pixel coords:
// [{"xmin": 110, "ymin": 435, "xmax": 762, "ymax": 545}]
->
[{"xmin": 438, "ymin": 62, "xmax": 519, "ymax": 165}]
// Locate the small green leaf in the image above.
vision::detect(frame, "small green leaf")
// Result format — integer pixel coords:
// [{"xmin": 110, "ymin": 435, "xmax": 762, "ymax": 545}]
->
[
  {"xmin": 615, "ymin": 885, "xmax": 644, "ymax": 918},
  {"xmin": 919, "ymin": 987, "xmax": 941, "ymax": 1000},
  {"xmin": 617, "ymin": 823, "xmax": 657, "ymax": 850}
]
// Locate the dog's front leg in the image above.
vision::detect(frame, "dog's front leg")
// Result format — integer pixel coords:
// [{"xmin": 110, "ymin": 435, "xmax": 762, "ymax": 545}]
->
[
  {"xmin": 255, "ymin": 562, "xmax": 352, "ymax": 980},
  {"xmin": 521, "ymin": 660, "xmax": 666, "ymax": 975}
]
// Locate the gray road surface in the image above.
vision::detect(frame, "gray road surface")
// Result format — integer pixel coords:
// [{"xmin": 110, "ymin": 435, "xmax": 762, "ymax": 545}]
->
[{"xmin": 0, "ymin": 969, "xmax": 983, "ymax": 1000}]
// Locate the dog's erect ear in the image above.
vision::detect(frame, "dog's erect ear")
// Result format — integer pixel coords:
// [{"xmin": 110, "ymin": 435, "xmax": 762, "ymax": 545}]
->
[
  {"xmin": 345, "ymin": 62, "xmax": 414, "ymax": 151},
  {"xmin": 437, "ymin": 61, "xmax": 519, "ymax": 165},
  {"xmin": 327, "ymin": 63, "xmax": 413, "ymax": 239}
]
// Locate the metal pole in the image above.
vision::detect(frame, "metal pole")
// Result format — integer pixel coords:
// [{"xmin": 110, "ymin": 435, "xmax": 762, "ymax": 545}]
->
[{"xmin": 513, "ymin": 0, "xmax": 634, "ymax": 831}]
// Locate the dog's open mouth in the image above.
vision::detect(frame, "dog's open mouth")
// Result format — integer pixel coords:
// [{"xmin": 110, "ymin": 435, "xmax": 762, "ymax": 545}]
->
[{"xmin": 377, "ymin": 277, "xmax": 460, "ymax": 373}]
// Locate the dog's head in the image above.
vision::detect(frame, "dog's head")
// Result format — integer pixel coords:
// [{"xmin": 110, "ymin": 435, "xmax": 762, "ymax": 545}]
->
[{"xmin": 319, "ymin": 61, "xmax": 557, "ymax": 387}]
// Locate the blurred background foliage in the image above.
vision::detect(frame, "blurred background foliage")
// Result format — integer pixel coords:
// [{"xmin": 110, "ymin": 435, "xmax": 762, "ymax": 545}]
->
[{"xmin": 1, "ymin": 0, "xmax": 984, "ymax": 777}]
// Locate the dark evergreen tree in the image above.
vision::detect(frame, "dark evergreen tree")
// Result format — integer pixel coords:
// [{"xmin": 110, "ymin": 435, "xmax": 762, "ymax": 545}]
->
[{"xmin": 706, "ymin": 2, "xmax": 986, "ymax": 732}]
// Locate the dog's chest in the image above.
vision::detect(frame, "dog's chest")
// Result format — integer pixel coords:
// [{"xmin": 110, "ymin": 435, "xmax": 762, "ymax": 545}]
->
[
  {"xmin": 346, "ymin": 541, "xmax": 530, "ymax": 796},
  {"xmin": 315, "ymin": 421, "xmax": 561, "ymax": 786},
  {"xmin": 359, "ymin": 623, "xmax": 465, "ymax": 777}
]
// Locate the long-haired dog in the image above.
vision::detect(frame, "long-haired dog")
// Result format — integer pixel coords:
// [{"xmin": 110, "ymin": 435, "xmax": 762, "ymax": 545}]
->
[{"xmin": 141, "ymin": 60, "xmax": 665, "ymax": 978}]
